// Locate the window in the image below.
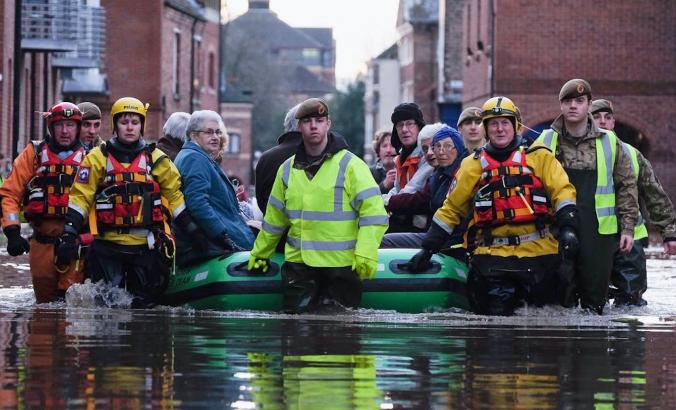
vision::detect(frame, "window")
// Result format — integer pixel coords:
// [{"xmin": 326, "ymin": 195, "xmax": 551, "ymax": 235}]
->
[
  {"xmin": 302, "ymin": 48, "xmax": 320, "ymax": 65},
  {"xmin": 208, "ymin": 52, "xmax": 215, "ymax": 89},
  {"xmin": 227, "ymin": 133, "xmax": 241, "ymax": 154},
  {"xmin": 173, "ymin": 31, "xmax": 181, "ymax": 97}
]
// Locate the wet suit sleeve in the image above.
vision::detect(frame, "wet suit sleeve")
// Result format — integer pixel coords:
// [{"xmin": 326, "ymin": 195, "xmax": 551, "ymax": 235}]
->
[
  {"xmin": 346, "ymin": 157, "xmax": 388, "ymax": 262},
  {"xmin": 151, "ymin": 151, "xmax": 186, "ymax": 220},
  {"xmin": 250, "ymin": 162, "xmax": 290, "ymax": 260},
  {"xmin": 0, "ymin": 144, "xmax": 37, "ymax": 228},
  {"xmin": 432, "ymin": 156, "xmax": 480, "ymax": 236},
  {"xmin": 529, "ymin": 148, "xmax": 577, "ymax": 211}
]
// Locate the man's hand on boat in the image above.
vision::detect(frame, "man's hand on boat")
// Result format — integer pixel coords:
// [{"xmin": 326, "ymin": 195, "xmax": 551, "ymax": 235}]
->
[{"xmin": 247, "ymin": 257, "xmax": 269, "ymax": 274}]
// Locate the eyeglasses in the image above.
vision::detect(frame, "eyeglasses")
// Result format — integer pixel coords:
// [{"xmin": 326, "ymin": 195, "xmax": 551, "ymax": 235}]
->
[
  {"xmin": 195, "ymin": 129, "xmax": 223, "ymax": 136},
  {"xmin": 433, "ymin": 142, "xmax": 456, "ymax": 152},
  {"xmin": 395, "ymin": 120, "xmax": 418, "ymax": 131}
]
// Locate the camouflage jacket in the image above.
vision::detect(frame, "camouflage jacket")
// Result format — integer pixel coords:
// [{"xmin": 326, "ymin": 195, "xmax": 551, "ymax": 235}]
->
[
  {"xmin": 549, "ymin": 113, "xmax": 638, "ymax": 236},
  {"xmin": 635, "ymin": 150, "xmax": 676, "ymax": 240}
]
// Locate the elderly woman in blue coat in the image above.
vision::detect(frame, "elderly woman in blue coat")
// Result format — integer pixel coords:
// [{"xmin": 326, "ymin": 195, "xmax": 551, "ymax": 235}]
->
[{"xmin": 174, "ymin": 110, "xmax": 255, "ymax": 267}]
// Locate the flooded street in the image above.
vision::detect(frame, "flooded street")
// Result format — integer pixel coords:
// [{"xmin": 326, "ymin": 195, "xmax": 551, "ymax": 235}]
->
[{"xmin": 1, "ymin": 249, "xmax": 675, "ymax": 408}]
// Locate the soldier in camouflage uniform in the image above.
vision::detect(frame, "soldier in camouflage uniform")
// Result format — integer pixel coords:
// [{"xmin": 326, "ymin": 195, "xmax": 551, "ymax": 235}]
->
[
  {"xmin": 591, "ymin": 98, "xmax": 676, "ymax": 306},
  {"xmin": 534, "ymin": 79, "xmax": 638, "ymax": 314}
]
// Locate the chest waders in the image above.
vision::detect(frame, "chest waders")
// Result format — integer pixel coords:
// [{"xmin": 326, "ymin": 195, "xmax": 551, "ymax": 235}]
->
[{"xmin": 565, "ymin": 168, "xmax": 619, "ymax": 313}]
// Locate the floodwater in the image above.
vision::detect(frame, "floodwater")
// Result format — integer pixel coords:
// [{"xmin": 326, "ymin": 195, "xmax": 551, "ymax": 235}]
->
[{"xmin": 1, "ymin": 249, "xmax": 675, "ymax": 409}]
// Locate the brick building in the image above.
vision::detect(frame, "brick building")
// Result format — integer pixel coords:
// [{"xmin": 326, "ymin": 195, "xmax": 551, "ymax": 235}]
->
[
  {"xmin": 100, "ymin": 0, "xmax": 221, "ymax": 139},
  {"xmin": 459, "ymin": 0, "xmax": 676, "ymax": 203},
  {"xmin": 396, "ymin": 0, "xmax": 438, "ymax": 122}
]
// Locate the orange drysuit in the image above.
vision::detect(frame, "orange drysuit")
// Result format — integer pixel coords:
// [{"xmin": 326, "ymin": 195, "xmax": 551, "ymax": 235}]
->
[{"xmin": 0, "ymin": 142, "xmax": 84, "ymax": 303}]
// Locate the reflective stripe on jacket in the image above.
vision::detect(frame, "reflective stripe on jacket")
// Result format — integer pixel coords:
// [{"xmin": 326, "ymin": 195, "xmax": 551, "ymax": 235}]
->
[
  {"xmin": 252, "ymin": 149, "xmax": 388, "ymax": 267},
  {"xmin": 536, "ymin": 129, "xmax": 618, "ymax": 235}
]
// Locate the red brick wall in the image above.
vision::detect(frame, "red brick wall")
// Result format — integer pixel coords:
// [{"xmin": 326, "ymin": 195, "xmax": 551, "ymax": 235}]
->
[
  {"xmin": 101, "ymin": 0, "xmax": 163, "ymax": 139},
  {"xmin": 220, "ymin": 102, "xmax": 253, "ymax": 186},
  {"xmin": 197, "ymin": 20, "xmax": 220, "ymax": 111},
  {"xmin": 413, "ymin": 23, "xmax": 438, "ymax": 122},
  {"xmin": 463, "ymin": 0, "xmax": 676, "ymax": 204},
  {"xmin": 161, "ymin": 6, "xmax": 196, "ymax": 134}
]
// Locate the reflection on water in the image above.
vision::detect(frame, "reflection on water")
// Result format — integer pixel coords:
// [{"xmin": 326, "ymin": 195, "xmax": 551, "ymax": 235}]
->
[{"xmin": 0, "ymin": 308, "xmax": 675, "ymax": 409}]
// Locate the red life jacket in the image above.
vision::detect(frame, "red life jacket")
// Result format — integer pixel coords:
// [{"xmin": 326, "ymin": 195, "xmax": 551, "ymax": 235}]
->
[
  {"xmin": 94, "ymin": 148, "xmax": 164, "ymax": 230},
  {"xmin": 473, "ymin": 147, "xmax": 550, "ymax": 227},
  {"xmin": 24, "ymin": 142, "xmax": 85, "ymax": 220}
]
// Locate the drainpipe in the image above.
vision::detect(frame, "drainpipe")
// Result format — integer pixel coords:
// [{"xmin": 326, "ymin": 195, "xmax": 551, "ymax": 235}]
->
[
  {"xmin": 490, "ymin": 0, "xmax": 496, "ymax": 96},
  {"xmin": 12, "ymin": 0, "xmax": 23, "ymax": 158},
  {"xmin": 189, "ymin": 18, "xmax": 198, "ymax": 112}
]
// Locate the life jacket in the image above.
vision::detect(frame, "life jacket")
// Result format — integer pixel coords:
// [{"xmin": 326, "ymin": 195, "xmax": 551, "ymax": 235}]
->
[
  {"xmin": 94, "ymin": 145, "xmax": 165, "ymax": 231},
  {"xmin": 24, "ymin": 141, "xmax": 85, "ymax": 220},
  {"xmin": 472, "ymin": 147, "xmax": 550, "ymax": 228}
]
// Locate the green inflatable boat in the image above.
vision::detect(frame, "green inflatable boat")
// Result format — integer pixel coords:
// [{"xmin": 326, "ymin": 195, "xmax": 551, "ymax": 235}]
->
[{"xmin": 164, "ymin": 249, "xmax": 469, "ymax": 313}]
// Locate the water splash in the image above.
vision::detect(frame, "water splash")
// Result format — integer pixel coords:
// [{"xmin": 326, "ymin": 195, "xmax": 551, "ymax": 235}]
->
[{"xmin": 66, "ymin": 279, "xmax": 135, "ymax": 308}]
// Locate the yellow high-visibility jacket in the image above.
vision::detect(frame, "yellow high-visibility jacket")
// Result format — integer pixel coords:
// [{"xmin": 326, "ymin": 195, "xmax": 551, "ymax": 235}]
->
[{"xmin": 251, "ymin": 149, "xmax": 388, "ymax": 267}]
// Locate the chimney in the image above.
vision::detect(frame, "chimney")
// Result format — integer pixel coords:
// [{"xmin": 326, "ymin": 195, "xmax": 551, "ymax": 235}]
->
[{"xmin": 249, "ymin": 0, "xmax": 270, "ymax": 9}]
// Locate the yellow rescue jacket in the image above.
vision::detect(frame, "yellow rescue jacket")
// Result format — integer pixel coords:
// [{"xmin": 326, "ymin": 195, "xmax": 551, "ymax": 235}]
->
[
  {"xmin": 433, "ymin": 146, "xmax": 577, "ymax": 258},
  {"xmin": 67, "ymin": 141, "xmax": 186, "ymax": 246}
]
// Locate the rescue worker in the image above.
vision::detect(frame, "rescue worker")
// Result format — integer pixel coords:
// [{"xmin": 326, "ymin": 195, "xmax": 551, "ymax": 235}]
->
[
  {"xmin": 55, "ymin": 97, "xmax": 199, "ymax": 308},
  {"xmin": 0, "ymin": 102, "xmax": 86, "ymax": 303},
  {"xmin": 590, "ymin": 98, "xmax": 676, "ymax": 305},
  {"xmin": 457, "ymin": 106, "xmax": 486, "ymax": 151},
  {"xmin": 77, "ymin": 102, "xmax": 103, "ymax": 151},
  {"xmin": 407, "ymin": 96, "xmax": 578, "ymax": 316},
  {"xmin": 534, "ymin": 80, "xmax": 638, "ymax": 314},
  {"xmin": 388, "ymin": 102, "xmax": 426, "ymax": 232},
  {"xmin": 248, "ymin": 98, "xmax": 388, "ymax": 313}
]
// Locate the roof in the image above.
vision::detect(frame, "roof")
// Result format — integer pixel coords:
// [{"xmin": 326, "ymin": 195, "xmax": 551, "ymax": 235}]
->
[
  {"xmin": 397, "ymin": 0, "xmax": 438, "ymax": 25},
  {"xmin": 220, "ymin": 84, "xmax": 254, "ymax": 103},
  {"xmin": 283, "ymin": 65, "xmax": 335, "ymax": 95},
  {"xmin": 224, "ymin": 8, "xmax": 322, "ymax": 49},
  {"xmin": 376, "ymin": 43, "xmax": 398, "ymax": 60},
  {"xmin": 165, "ymin": 0, "xmax": 206, "ymax": 21},
  {"xmin": 297, "ymin": 28, "xmax": 334, "ymax": 49}
]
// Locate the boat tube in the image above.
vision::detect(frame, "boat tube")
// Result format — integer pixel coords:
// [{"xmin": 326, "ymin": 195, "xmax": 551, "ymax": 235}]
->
[{"xmin": 164, "ymin": 249, "xmax": 469, "ymax": 313}]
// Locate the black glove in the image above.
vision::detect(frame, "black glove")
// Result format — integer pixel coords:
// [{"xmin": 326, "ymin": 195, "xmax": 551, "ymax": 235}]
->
[
  {"xmin": 218, "ymin": 234, "xmax": 245, "ymax": 252},
  {"xmin": 4, "ymin": 225, "xmax": 30, "ymax": 256},
  {"xmin": 421, "ymin": 222, "xmax": 451, "ymax": 253},
  {"xmin": 555, "ymin": 205, "xmax": 579, "ymax": 259},
  {"xmin": 558, "ymin": 226, "xmax": 579, "ymax": 260},
  {"xmin": 406, "ymin": 248, "xmax": 434, "ymax": 273},
  {"xmin": 175, "ymin": 211, "xmax": 209, "ymax": 253},
  {"xmin": 55, "ymin": 223, "xmax": 79, "ymax": 266}
]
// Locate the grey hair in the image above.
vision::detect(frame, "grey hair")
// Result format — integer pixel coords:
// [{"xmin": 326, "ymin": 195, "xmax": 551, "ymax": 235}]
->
[
  {"xmin": 162, "ymin": 112, "xmax": 190, "ymax": 142},
  {"xmin": 186, "ymin": 110, "xmax": 226, "ymax": 140},
  {"xmin": 283, "ymin": 103, "xmax": 302, "ymax": 132},
  {"xmin": 417, "ymin": 122, "xmax": 446, "ymax": 151}
]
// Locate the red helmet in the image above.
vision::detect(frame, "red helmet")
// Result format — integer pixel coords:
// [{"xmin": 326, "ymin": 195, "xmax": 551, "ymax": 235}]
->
[{"xmin": 47, "ymin": 102, "xmax": 82, "ymax": 136}]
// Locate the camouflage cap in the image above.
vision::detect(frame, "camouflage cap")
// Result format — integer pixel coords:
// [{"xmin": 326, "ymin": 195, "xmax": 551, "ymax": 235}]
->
[
  {"xmin": 559, "ymin": 79, "xmax": 592, "ymax": 101},
  {"xmin": 457, "ymin": 106, "xmax": 482, "ymax": 127},
  {"xmin": 590, "ymin": 99, "xmax": 614, "ymax": 114},
  {"xmin": 294, "ymin": 98, "xmax": 329, "ymax": 120},
  {"xmin": 77, "ymin": 101, "xmax": 102, "ymax": 120}
]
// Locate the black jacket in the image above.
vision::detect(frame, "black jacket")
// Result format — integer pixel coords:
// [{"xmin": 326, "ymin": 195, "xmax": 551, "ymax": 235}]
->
[{"xmin": 255, "ymin": 131, "xmax": 302, "ymax": 213}]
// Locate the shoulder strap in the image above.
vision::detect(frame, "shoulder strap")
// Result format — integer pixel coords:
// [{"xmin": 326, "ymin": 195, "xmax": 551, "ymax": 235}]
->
[{"xmin": 526, "ymin": 145, "xmax": 552, "ymax": 154}]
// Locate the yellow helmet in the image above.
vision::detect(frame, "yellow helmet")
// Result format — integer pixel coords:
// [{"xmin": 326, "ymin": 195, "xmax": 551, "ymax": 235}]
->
[
  {"xmin": 481, "ymin": 96, "xmax": 521, "ymax": 132},
  {"xmin": 110, "ymin": 97, "xmax": 149, "ymax": 135}
]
